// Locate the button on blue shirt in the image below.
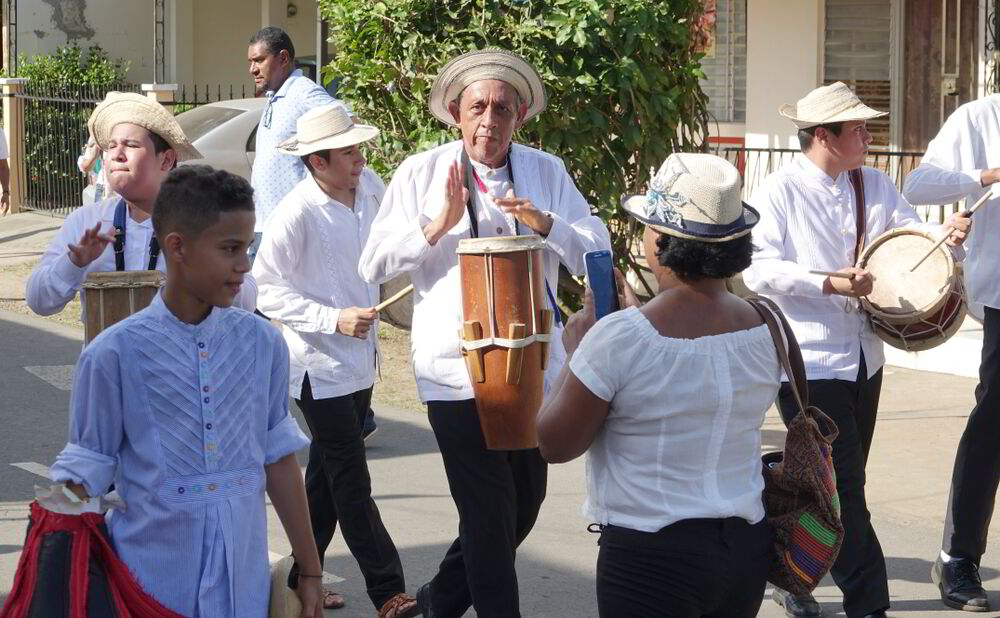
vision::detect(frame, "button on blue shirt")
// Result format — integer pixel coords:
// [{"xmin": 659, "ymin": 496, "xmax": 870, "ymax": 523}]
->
[
  {"xmin": 250, "ymin": 69, "xmax": 336, "ymax": 232},
  {"xmin": 50, "ymin": 293, "xmax": 309, "ymax": 617}
]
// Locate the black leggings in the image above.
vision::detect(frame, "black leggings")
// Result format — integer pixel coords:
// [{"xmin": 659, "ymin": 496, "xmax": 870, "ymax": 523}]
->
[{"xmin": 596, "ymin": 517, "xmax": 773, "ymax": 618}]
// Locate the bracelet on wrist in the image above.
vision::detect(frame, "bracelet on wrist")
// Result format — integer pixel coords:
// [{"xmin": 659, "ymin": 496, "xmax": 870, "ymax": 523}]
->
[{"xmin": 299, "ymin": 573, "xmax": 323, "ymax": 578}]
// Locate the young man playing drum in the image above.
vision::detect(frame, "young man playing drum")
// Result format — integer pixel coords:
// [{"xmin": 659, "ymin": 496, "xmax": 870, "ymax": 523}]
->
[
  {"xmin": 25, "ymin": 92, "xmax": 258, "ymax": 320},
  {"xmin": 904, "ymin": 96, "xmax": 1000, "ymax": 613},
  {"xmin": 743, "ymin": 82, "xmax": 970, "ymax": 618},
  {"xmin": 252, "ymin": 103, "xmax": 418, "ymax": 618},
  {"xmin": 358, "ymin": 48, "xmax": 611, "ymax": 617}
]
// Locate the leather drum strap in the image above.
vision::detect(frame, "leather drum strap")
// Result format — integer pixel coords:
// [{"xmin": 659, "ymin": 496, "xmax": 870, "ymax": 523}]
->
[{"xmin": 848, "ymin": 168, "xmax": 866, "ymax": 265}]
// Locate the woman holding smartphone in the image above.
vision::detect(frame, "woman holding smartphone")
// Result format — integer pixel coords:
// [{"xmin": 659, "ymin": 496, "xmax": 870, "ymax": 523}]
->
[{"xmin": 537, "ymin": 153, "xmax": 777, "ymax": 617}]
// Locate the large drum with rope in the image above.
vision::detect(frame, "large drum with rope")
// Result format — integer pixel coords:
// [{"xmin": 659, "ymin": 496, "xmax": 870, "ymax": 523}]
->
[{"xmin": 456, "ymin": 236, "xmax": 554, "ymax": 450}]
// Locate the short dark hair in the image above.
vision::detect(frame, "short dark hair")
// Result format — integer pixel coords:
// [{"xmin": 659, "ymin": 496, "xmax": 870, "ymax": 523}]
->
[
  {"xmin": 249, "ymin": 26, "xmax": 294, "ymax": 60},
  {"xmin": 654, "ymin": 232, "xmax": 753, "ymax": 282},
  {"xmin": 301, "ymin": 149, "xmax": 330, "ymax": 174},
  {"xmin": 798, "ymin": 122, "xmax": 844, "ymax": 152},
  {"xmin": 147, "ymin": 129, "xmax": 178, "ymax": 169},
  {"xmin": 153, "ymin": 165, "xmax": 254, "ymax": 241}
]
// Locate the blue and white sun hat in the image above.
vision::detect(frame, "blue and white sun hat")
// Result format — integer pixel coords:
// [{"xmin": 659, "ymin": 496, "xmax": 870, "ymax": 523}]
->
[{"xmin": 621, "ymin": 152, "xmax": 758, "ymax": 242}]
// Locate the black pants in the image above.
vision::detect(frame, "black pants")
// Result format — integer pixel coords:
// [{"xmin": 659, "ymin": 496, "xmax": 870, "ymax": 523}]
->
[
  {"xmin": 293, "ymin": 374, "xmax": 405, "ymax": 608},
  {"xmin": 596, "ymin": 518, "xmax": 773, "ymax": 617},
  {"xmin": 943, "ymin": 306, "xmax": 1000, "ymax": 562},
  {"xmin": 422, "ymin": 399, "xmax": 548, "ymax": 618},
  {"xmin": 777, "ymin": 354, "xmax": 888, "ymax": 617}
]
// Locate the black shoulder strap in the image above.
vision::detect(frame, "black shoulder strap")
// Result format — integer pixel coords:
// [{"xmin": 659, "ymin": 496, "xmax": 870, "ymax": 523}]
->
[
  {"xmin": 112, "ymin": 198, "xmax": 126, "ymax": 272},
  {"xmin": 112, "ymin": 198, "xmax": 161, "ymax": 271},
  {"xmin": 848, "ymin": 168, "xmax": 866, "ymax": 264}
]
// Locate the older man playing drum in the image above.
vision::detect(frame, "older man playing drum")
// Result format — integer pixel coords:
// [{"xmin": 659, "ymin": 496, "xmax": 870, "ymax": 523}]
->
[
  {"xmin": 744, "ymin": 83, "xmax": 970, "ymax": 618},
  {"xmin": 359, "ymin": 49, "xmax": 610, "ymax": 617}
]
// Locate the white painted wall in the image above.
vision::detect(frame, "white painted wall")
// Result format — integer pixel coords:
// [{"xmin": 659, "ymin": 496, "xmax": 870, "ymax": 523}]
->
[
  {"xmin": 15, "ymin": 0, "xmax": 319, "ymax": 99},
  {"xmin": 16, "ymin": 0, "xmax": 155, "ymax": 82},
  {"xmin": 744, "ymin": 0, "xmax": 822, "ymax": 148}
]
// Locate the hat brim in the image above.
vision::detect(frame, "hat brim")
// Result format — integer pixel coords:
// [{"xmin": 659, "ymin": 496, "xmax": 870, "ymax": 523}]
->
[
  {"xmin": 778, "ymin": 102, "xmax": 888, "ymax": 129},
  {"xmin": 88, "ymin": 94, "xmax": 203, "ymax": 162},
  {"xmin": 277, "ymin": 124, "xmax": 379, "ymax": 155},
  {"xmin": 428, "ymin": 50, "xmax": 546, "ymax": 127},
  {"xmin": 620, "ymin": 194, "xmax": 759, "ymax": 242}
]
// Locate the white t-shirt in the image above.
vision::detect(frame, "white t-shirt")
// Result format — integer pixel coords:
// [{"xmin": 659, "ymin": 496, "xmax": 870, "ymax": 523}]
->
[
  {"xmin": 0, "ymin": 128, "xmax": 9, "ymax": 159},
  {"xmin": 569, "ymin": 307, "xmax": 780, "ymax": 532}
]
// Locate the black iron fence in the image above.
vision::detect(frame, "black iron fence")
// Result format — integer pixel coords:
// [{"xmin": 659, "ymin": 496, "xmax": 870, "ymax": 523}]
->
[
  {"xmin": 15, "ymin": 82, "xmax": 250, "ymax": 216},
  {"xmin": 17, "ymin": 83, "xmax": 138, "ymax": 215},
  {"xmin": 717, "ymin": 147, "xmax": 958, "ymax": 223}
]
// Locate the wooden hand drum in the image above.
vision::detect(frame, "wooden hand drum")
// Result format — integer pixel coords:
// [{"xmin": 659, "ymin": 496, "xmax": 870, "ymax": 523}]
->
[
  {"xmin": 82, "ymin": 270, "xmax": 165, "ymax": 344},
  {"xmin": 457, "ymin": 236, "xmax": 554, "ymax": 450},
  {"xmin": 858, "ymin": 228, "xmax": 966, "ymax": 352}
]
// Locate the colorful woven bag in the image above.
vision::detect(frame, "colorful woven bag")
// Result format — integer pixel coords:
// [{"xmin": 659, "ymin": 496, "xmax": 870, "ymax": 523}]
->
[{"xmin": 748, "ymin": 296, "xmax": 845, "ymax": 596}]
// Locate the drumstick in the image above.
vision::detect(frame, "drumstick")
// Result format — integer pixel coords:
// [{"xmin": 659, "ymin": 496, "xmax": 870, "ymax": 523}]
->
[
  {"xmin": 374, "ymin": 284, "xmax": 414, "ymax": 312},
  {"xmin": 809, "ymin": 269, "xmax": 856, "ymax": 280},
  {"xmin": 909, "ymin": 186, "xmax": 998, "ymax": 272}
]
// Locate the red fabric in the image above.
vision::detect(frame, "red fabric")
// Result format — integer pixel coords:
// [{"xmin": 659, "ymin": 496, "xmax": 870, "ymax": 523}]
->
[{"xmin": 1, "ymin": 501, "xmax": 185, "ymax": 618}]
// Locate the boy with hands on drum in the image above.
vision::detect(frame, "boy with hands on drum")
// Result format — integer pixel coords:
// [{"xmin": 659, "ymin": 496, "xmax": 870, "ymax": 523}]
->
[
  {"xmin": 743, "ymin": 83, "xmax": 969, "ymax": 618},
  {"xmin": 252, "ymin": 103, "xmax": 418, "ymax": 618},
  {"xmin": 49, "ymin": 166, "xmax": 324, "ymax": 618}
]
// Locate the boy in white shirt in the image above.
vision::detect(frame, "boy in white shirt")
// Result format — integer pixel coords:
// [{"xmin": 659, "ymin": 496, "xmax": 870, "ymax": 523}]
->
[
  {"xmin": 252, "ymin": 104, "xmax": 417, "ymax": 618},
  {"xmin": 744, "ymin": 83, "xmax": 969, "ymax": 618}
]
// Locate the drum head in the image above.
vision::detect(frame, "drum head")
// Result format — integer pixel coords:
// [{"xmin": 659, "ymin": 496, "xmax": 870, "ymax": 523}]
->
[
  {"xmin": 860, "ymin": 229, "xmax": 954, "ymax": 320},
  {"xmin": 457, "ymin": 235, "xmax": 545, "ymax": 254}
]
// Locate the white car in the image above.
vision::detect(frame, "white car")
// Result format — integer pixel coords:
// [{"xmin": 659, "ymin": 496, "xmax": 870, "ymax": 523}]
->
[{"xmin": 175, "ymin": 98, "xmax": 268, "ymax": 179}]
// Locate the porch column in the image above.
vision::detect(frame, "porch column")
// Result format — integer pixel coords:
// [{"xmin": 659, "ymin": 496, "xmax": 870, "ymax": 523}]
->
[
  {"xmin": 142, "ymin": 83, "xmax": 178, "ymax": 105},
  {"xmin": 262, "ymin": 0, "xmax": 288, "ymax": 31},
  {"xmin": 1, "ymin": 78, "xmax": 28, "ymax": 214}
]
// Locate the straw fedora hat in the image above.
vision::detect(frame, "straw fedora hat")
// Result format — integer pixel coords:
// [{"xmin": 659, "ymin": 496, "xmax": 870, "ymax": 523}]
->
[
  {"xmin": 277, "ymin": 103, "xmax": 378, "ymax": 155},
  {"xmin": 621, "ymin": 153, "xmax": 758, "ymax": 242},
  {"xmin": 428, "ymin": 48, "xmax": 546, "ymax": 126},
  {"xmin": 778, "ymin": 81, "xmax": 887, "ymax": 129},
  {"xmin": 88, "ymin": 92, "xmax": 202, "ymax": 161}
]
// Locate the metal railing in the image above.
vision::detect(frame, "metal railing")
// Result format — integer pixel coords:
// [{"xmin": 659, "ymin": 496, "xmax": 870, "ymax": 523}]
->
[
  {"xmin": 14, "ymin": 82, "xmax": 249, "ymax": 215},
  {"xmin": 717, "ymin": 147, "xmax": 959, "ymax": 223},
  {"xmin": 17, "ymin": 83, "xmax": 138, "ymax": 216}
]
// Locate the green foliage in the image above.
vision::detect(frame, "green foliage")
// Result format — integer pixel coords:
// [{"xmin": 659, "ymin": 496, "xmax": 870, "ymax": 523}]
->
[
  {"xmin": 14, "ymin": 44, "xmax": 130, "ymax": 209},
  {"xmin": 318, "ymin": 0, "xmax": 710, "ymax": 298}
]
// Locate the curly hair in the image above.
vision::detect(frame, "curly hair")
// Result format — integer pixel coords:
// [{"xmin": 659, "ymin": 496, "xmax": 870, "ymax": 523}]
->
[
  {"xmin": 153, "ymin": 165, "xmax": 254, "ymax": 240},
  {"xmin": 654, "ymin": 232, "xmax": 753, "ymax": 282}
]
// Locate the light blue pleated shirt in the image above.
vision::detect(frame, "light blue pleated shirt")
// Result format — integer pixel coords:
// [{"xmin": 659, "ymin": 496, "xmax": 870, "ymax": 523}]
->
[{"xmin": 50, "ymin": 293, "xmax": 310, "ymax": 617}]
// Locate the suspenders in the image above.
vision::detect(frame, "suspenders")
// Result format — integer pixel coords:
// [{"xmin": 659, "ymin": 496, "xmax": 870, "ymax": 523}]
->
[
  {"xmin": 112, "ymin": 199, "xmax": 161, "ymax": 271},
  {"xmin": 460, "ymin": 149, "xmax": 563, "ymax": 325}
]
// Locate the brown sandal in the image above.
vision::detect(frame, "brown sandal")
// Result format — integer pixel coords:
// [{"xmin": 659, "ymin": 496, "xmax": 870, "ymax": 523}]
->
[
  {"xmin": 323, "ymin": 588, "xmax": 346, "ymax": 610},
  {"xmin": 378, "ymin": 592, "xmax": 419, "ymax": 618}
]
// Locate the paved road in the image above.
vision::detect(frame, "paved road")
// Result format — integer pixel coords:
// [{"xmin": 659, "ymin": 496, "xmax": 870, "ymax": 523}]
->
[{"xmin": 4, "ymin": 306, "xmax": 1000, "ymax": 616}]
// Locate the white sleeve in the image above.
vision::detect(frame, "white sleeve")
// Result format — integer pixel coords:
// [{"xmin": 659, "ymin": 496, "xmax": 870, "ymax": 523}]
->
[
  {"xmin": 358, "ymin": 162, "xmax": 434, "ymax": 284},
  {"xmin": 742, "ymin": 181, "xmax": 827, "ymax": 298},
  {"xmin": 0, "ymin": 128, "xmax": 9, "ymax": 159},
  {"xmin": 568, "ymin": 312, "xmax": 635, "ymax": 403},
  {"xmin": 903, "ymin": 106, "xmax": 986, "ymax": 205},
  {"xmin": 252, "ymin": 210, "xmax": 341, "ymax": 334},
  {"xmin": 25, "ymin": 208, "xmax": 102, "ymax": 315},
  {"xmin": 541, "ymin": 158, "xmax": 612, "ymax": 275}
]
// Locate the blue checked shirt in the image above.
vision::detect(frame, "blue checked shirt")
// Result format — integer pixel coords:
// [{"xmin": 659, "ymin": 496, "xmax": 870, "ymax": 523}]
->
[
  {"xmin": 50, "ymin": 293, "xmax": 309, "ymax": 617},
  {"xmin": 251, "ymin": 69, "xmax": 337, "ymax": 232}
]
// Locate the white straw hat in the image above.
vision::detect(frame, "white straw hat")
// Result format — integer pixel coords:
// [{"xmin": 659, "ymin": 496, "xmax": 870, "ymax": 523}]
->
[
  {"xmin": 278, "ymin": 103, "xmax": 378, "ymax": 155},
  {"xmin": 621, "ymin": 153, "xmax": 758, "ymax": 242},
  {"xmin": 88, "ymin": 92, "xmax": 202, "ymax": 161},
  {"xmin": 779, "ymin": 81, "xmax": 887, "ymax": 129},
  {"xmin": 428, "ymin": 48, "xmax": 546, "ymax": 126}
]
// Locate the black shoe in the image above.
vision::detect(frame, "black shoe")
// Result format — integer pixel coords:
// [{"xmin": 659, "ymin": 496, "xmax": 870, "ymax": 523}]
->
[
  {"xmin": 363, "ymin": 408, "xmax": 378, "ymax": 442},
  {"xmin": 773, "ymin": 587, "xmax": 822, "ymax": 617},
  {"xmin": 933, "ymin": 556, "xmax": 990, "ymax": 612}
]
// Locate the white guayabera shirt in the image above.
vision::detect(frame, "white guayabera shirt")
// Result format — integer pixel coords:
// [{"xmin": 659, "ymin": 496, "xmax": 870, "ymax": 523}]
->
[{"xmin": 359, "ymin": 140, "xmax": 612, "ymax": 403}]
